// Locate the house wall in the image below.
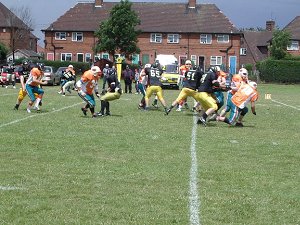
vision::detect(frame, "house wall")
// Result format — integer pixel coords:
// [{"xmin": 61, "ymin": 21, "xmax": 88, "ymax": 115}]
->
[{"xmin": 45, "ymin": 30, "xmax": 241, "ymax": 72}]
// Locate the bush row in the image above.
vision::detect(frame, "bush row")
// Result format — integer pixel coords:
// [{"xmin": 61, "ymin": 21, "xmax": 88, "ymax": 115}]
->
[{"xmin": 257, "ymin": 59, "xmax": 300, "ymax": 83}]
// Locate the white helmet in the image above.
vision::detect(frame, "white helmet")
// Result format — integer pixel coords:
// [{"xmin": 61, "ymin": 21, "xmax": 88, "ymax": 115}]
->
[
  {"xmin": 249, "ymin": 81, "xmax": 257, "ymax": 89},
  {"xmin": 238, "ymin": 68, "xmax": 248, "ymax": 77},
  {"xmin": 185, "ymin": 60, "xmax": 192, "ymax": 65},
  {"xmin": 215, "ymin": 66, "xmax": 221, "ymax": 72},
  {"xmin": 91, "ymin": 66, "xmax": 101, "ymax": 76},
  {"xmin": 144, "ymin": 64, "xmax": 151, "ymax": 69}
]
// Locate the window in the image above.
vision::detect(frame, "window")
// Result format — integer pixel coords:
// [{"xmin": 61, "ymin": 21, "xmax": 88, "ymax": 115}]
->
[
  {"xmin": 200, "ymin": 34, "xmax": 212, "ymax": 44},
  {"xmin": 77, "ymin": 53, "xmax": 84, "ymax": 62},
  {"xmin": 210, "ymin": 56, "xmax": 222, "ymax": 65},
  {"xmin": 94, "ymin": 54, "xmax": 101, "ymax": 62},
  {"xmin": 217, "ymin": 34, "xmax": 229, "ymax": 43},
  {"xmin": 191, "ymin": 55, "xmax": 197, "ymax": 66},
  {"xmin": 102, "ymin": 53, "xmax": 109, "ymax": 59},
  {"xmin": 167, "ymin": 34, "xmax": 179, "ymax": 43},
  {"xmin": 55, "ymin": 32, "xmax": 66, "ymax": 40},
  {"xmin": 85, "ymin": 53, "xmax": 91, "ymax": 63},
  {"xmin": 240, "ymin": 48, "xmax": 247, "ymax": 55},
  {"xmin": 287, "ymin": 41, "xmax": 299, "ymax": 51},
  {"xmin": 150, "ymin": 33, "xmax": 162, "ymax": 43},
  {"xmin": 61, "ymin": 53, "xmax": 72, "ymax": 61},
  {"xmin": 72, "ymin": 32, "xmax": 83, "ymax": 42},
  {"xmin": 131, "ymin": 54, "xmax": 139, "ymax": 64}
]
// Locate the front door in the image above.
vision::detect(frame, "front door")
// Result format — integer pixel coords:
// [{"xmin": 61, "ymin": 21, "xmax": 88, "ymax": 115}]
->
[
  {"xmin": 229, "ymin": 56, "xmax": 237, "ymax": 74},
  {"xmin": 198, "ymin": 56, "xmax": 205, "ymax": 71}
]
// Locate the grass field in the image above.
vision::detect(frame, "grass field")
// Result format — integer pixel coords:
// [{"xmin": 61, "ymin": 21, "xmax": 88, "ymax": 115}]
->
[{"xmin": 0, "ymin": 82, "xmax": 299, "ymax": 225}]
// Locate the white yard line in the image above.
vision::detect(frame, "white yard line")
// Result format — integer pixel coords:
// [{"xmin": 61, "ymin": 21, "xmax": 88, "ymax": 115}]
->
[
  {"xmin": 0, "ymin": 93, "xmax": 18, "ymax": 97},
  {"xmin": 271, "ymin": 99, "xmax": 300, "ymax": 111},
  {"xmin": 189, "ymin": 115, "xmax": 201, "ymax": 225},
  {"xmin": 0, "ymin": 102, "xmax": 82, "ymax": 129}
]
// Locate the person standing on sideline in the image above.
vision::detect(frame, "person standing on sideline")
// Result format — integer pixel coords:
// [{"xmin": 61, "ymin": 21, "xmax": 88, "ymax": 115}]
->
[
  {"xmin": 122, "ymin": 65, "xmax": 134, "ymax": 93},
  {"xmin": 76, "ymin": 66, "xmax": 101, "ymax": 118},
  {"xmin": 102, "ymin": 64, "xmax": 110, "ymax": 93},
  {"xmin": 25, "ymin": 63, "xmax": 47, "ymax": 113}
]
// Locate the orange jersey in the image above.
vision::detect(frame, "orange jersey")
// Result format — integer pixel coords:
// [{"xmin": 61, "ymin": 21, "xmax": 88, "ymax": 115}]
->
[
  {"xmin": 179, "ymin": 65, "xmax": 189, "ymax": 76},
  {"xmin": 26, "ymin": 68, "xmax": 43, "ymax": 86},
  {"xmin": 231, "ymin": 83, "xmax": 258, "ymax": 109},
  {"xmin": 80, "ymin": 70, "xmax": 99, "ymax": 95}
]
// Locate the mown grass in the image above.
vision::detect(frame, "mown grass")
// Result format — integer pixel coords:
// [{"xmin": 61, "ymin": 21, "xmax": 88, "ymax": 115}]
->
[{"xmin": 0, "ymin": 82, "xmax": 299, "ymax": 225}]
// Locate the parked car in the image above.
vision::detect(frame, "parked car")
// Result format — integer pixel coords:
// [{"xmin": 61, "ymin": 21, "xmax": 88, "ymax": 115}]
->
[
  {"xmin": 55, "ymin": 67, "xmax": 68, "ymax": 78},
  {"xmin": 42, "ymin": 66, "xmax": 60, "ymax": 85},
  {"xmin": 13, "ymin": 65, "xmax": 22, "ymax": 82},
  {"xmin": 160, "ymin": 64, "xmax": 180, "ymax": 89},
  {"xmin": 0, "ymin": 66, "xmax": 15, "ymax": 85}
]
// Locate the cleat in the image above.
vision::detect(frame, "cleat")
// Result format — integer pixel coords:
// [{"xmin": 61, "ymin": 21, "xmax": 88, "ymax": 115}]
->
[
  {"xmin": 39, "ymin": 101, "xmax": 42, "ymax": 106},
  {"xmin": 81, "ymin": 107, "xmax": 87, "ymax": 116},
  {"xmin": 176, "ymin": 107, "xmax": 182, "ymax": 112},
  {"xmin": 105, "ymin": 112, "xmax": 111, "ymax": 116},
  {"xmin": 207, "ymin": 113, "xmax": 217, "ymax": 122},
  {"xmin": 92, "ymin": 114, "xmax": 98, "ymax": 118},
  {"xmin": 235, "ymin": 122, "xmax": 244, "ymax": 127},
  {"xmin": 165, "ymin": 108, "xmax": 171, "ymax": 115},
  {"xmin": 197, "ymin": 116, "xmax": 207, "ymax": 126},
  {"xmin": 97, "ymin": 112, "xmax": 104, "ymax": 117},
  {"xmin": 26, "ymin": 108, "xmax": 31, "ymax": 113}
]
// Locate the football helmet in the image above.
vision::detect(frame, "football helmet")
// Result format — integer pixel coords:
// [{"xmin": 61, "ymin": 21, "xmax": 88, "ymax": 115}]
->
[{"xmin": 91, "ymin": 66, "xmax": 101, "ymax": 76}]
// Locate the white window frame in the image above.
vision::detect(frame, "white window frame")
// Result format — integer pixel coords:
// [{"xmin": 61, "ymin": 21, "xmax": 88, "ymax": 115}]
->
[
  {"xmin": 217, "ymin": 34, "xmax": 229, "ymax": 43},
  {"xmin": 287, "ymin": 41, "xmax": 299, "ymax": 51},
  {"xmin": 85, "ymin": 53, "xmax": 91, "ymax": 63},
  {"xmin": 210, "ymin": 56, "xmax": 222, "ymax": 66},
  {"xmin": 167, "ymin": 34, "xmax": 179, "ymax": 43},
  {"xmin": 200, "ymin": 34, "xmax": 212, "ymax": 44},
  {"xmin": 72, "ymin": 32, "xmax": 83, "ymax": 42},
  {"xmin": 77, "ymin": 53, "xmax": 84, "ymax": 62},
  {"xmin": 55, "ymin": 32, "xmax": 66, "ymax": 40},
  {"xmin": 150, "ymin": 33, "xmax": 162, "ymax": 43},
  {"xmin": 240, "ymin": 48, "xmax": 247, "ymax": 56},
  {"xmin": 191, "ymin": 55, "xmax": 197, "ymax": 66},
  {"xmin": 61, "ymin": 53, "xmax": 72, "ymax": 61},
  {"xmin": 94, "ymin": 54, "xmax": 101, "ymax": 61},
  {"xmin": 102, "ymin": 53, "xmax": 109, "ymax": 59}
]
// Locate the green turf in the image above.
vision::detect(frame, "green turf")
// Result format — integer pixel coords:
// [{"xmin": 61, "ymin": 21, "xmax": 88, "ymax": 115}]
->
[{"xmin": 0, "ymin": 83, "xmax": 299, "ymax": 225}]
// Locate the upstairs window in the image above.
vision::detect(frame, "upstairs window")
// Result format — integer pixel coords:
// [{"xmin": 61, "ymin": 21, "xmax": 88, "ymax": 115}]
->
[
  {"xmin": 150, "ymin": 33, "xmax": 162, "ymax": 43},
  {"xmin": 167, "ymin": 34, "xmax": 179, "ymax": 43},
  {"xmin": 287, "ymin": 41, "xmax": 299, "ymax": 51},
  {"xmin": 240, "ymin": 48, "xmax": 247, "ymax": 55},
  {"xmin": 55, "ymin": 32, "xmax": 66, "ymax": 40},
  {"xmin": 72, "ymin": 32, "xmax": 83, "ymax": 42},
  {"xmin": 217, "ymin": 34, "xmax": 229, "ymax": 43},
  {"xmin": 200, "ymin": 34, "xmax": 212, "ymax": 44}
]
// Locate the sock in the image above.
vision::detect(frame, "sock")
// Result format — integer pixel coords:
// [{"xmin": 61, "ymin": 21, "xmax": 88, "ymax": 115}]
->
[
  {"xmin": 35, "ymin": 98, "xmax": 41, "ymax": 108},
  {"xmin": 202, "ymin": 112, "xmax": 208, "ymax": 120}
]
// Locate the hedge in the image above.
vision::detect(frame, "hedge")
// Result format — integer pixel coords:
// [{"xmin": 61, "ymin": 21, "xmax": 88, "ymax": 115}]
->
[{"xmin": 257, "ymin": 59, "xmax": 300, "ymax": 83}]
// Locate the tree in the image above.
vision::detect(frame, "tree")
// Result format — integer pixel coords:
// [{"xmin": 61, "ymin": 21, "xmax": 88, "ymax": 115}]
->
[
  {"xmin": 94, "ymin": 0, "xmax": 141, "ymax": 62},
  {"xmin": 0, "ymin": 42, "xmax": 9, "ymax": 63},
  {"xmin": 269, "ymin": 29, "xmax": 291, "ymax": 60},
  {"xmin": 7, "ymin": 5, "xmax": 34, "ymax": 62}
]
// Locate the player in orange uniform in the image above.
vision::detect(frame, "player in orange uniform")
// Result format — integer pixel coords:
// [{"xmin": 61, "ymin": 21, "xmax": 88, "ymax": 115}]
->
[
  {"xmin": 25, "ymin": 63, "xmax": 47, "ymax": 113},
  {"xmin": 219, "ymin": 68, "xmax": 249, "ymax": 118},
  {"xmin": 76, "ymin": 66, "xmax": 101, "ymax": 118},
  {"xmin": 217, "ymin": 81, "xmax": 258, "ymax": 127}
]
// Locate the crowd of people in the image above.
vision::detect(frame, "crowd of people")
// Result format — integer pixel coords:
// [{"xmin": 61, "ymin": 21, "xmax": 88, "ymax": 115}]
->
[{"xmin": 8, "ymin": 59, "xmax": 258, "ymax": 127}]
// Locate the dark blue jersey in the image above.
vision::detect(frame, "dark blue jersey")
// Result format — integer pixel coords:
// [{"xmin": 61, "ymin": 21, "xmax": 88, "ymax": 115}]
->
[
  {"xmin": 197, "ymin": 71, "xmax": 217, "ymax": 93},
  {"xmin": 148, "ymin": 67, "xmax": 163, "ymax": 86}
]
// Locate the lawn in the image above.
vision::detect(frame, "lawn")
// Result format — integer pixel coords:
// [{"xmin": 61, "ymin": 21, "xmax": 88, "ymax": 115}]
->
[{"xmin": 0, "ymin": 82, "xmax": 299, "ymax": 225}]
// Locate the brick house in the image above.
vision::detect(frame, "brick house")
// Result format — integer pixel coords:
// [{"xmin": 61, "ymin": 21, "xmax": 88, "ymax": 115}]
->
[
  {"xmin": 284, "ymin": 16, "xmax": 300, "ymax": 56},
  {"xmin": 0, "ymin": 2, "xmax": 38, "ymax": 62},
  {"xmin": 42, "ymin": 0, "xmax": 242, "ymax": 73}
]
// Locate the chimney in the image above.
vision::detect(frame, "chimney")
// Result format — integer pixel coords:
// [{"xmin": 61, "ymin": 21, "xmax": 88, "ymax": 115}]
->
[
  {"xmin": 95, "ymin": 0, "xmax": 103, "ymax": 7},
  {"xmin": 266, "ymin": 20, "xmax": 275, "ymax": 31},
  {"xmin": 188, "ymin": 0, "xmax": 196, "ymax": 8}
]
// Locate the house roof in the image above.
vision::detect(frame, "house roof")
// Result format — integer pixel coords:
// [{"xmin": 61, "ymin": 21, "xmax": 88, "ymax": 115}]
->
[
  {"xmin": 0, "ymin": 2, "xmax": 31, "ymax": 29},
  {"xmin": 7, "ymin": 49, "xmax": 41, "ymax": 58},
  {"xmin": 283, "ymin": 16, "xmax": 300, "ymax": 40},
  {"xmin": 243, "ymin": 31, "xmax": 273, "ymax": 62},
  {"xmin": 44, "ymin": 2, "xmax": 239, "ymax": 34}
]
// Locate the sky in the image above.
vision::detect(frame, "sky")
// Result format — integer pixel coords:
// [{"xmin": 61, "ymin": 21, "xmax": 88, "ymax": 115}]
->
[{"xmin": 1, "ymin": 0, "xmax": 300, "ymax": 46}]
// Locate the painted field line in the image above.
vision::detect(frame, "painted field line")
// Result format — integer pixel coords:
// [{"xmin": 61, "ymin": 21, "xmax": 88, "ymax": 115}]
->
[
  {"xmin": 0, "ymin": 102, "xmax": 82, "ymax": 129},
  {"xmin": 271, "ymin": 99, "xmax": 300, "ymax": 111},
  {"xmin": 189, "ymin": 115, "xmax": 200, "ymax": 225},
  {"xmin": 0, "ymin": 93, "xmax": 17, "ymax": 97}
]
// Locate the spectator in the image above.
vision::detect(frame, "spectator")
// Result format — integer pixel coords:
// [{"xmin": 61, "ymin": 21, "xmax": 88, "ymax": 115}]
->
[
  {"xmin": 102, "ymin": 64, "xmax": 110, "ymax": 93},
  {"xmin": 122, "ymin": 65, "xmax": 134, "ymax": 93}
]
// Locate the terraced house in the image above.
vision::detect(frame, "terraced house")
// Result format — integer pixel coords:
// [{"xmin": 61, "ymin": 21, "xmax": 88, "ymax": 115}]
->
[{"xmin": 43, "ymin": 0, "xmax": 243, "ymax": 73}]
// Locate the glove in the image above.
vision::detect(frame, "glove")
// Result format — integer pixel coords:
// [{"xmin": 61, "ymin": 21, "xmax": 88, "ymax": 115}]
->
[
  {"xmin": 225, "ymin": 85, "xmax": 231, "ymax": 91},
  {"xmin": 253, "ymin": 111, "xmax": 256, "ymax": 115},
  {"xmin": 95, "ymin": 92, "xmax": 100, "ymax": 98}
]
